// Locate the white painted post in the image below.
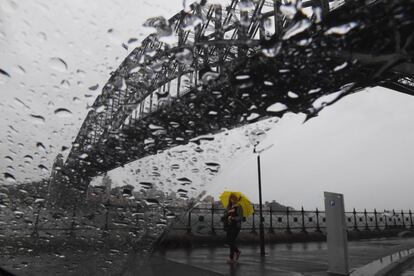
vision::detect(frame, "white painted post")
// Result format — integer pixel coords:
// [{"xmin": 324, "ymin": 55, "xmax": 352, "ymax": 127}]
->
[{"xmin": 324, "ymin": 191, "xmax": 349, "ymax": 275}]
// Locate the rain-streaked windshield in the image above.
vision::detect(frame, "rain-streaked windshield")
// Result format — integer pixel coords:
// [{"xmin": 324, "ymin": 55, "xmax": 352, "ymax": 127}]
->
[{"xmin": 1, "ymin": 0, "xmax": 413, "ymax": 275}]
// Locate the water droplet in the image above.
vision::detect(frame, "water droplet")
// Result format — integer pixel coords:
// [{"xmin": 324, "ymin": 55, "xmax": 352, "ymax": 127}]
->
[
  {"xmin": 34, "ymin": 198, "xmax": 46, "ymax": 204},
  {"xmin": 94, "ymin": 105, "xmax": 106, "ymax": 113},
  {"xmin": 283, "ymin": 19, "xmax": 312, "ymax": 40},
  {"xmin": 5, "ymin": 156, "xmax": 13, "ymax": 162},
  {"xmin": 171, "ymin": 164, "xmax": 180, "ymax": 170},
  {"xmin": 30, "ymin": 114, "xmax": 46, "ymax": 124},
  {"xmin": 36, "ymin": 142, "xmax": 46, "ymax": 152},
  {"xmin": 325, "ymin": 22, "xmax": 358, "ymax": 35},
  {"xmin": 37, "ymin": 32, "xmax": 47, "ymax": 41},
  {"xmin": 88, "ymin": 84, "xmax": 99, "ymax": 91},
  {"xmin": 266, "ymin": 102, "xmax": 288, "ymax": 113},
  {"xmin": 334, "ymin": 62, "xmax": 348, "ymax": 71},
  {"xmin": 4, "ymin": 172, "xmax": 16, "ymax": 183},
  {"xmin": 79, "ymin": 153, "xmax": 88, "ymax": 159},
  {"xmin": 286, "ymin": 91, "xmax": 297, "ymax": 98},
  {"xmin": 144, "ymin": 198, "xmax": 159, "ymax": 206},
  {"xmin": 14, "ymin": 65, "xmax": 26, "ymax": 75},
  {"xmin": 177, "ymin": 177, "xmax": 192, "ymax": 185},
  {"xmin": 54, "ymin": 108, "xmax": 72, "ymax": 118},
  {"xmin": 246, "ymin": 113, "xmax": 260, "ymax": 121},
  {"xmin": 308, "ymin": 88, "xmax": 322, "ymax": 94},
  {"xmin": 38, "ymin": 164, "xmax": 49, "ymax": 174},
  {"xmin": 72, "ymin": 97, "xmax": 81, "ymax": 103},
  {"xmin": 49, "ymin": 57, "xmax": 68, "ymax": 72},
  {"xmin": 149, "ymin": 124, "xmax": 164, "ymax": 130},
  {"xmin": 0, "ymin": 68, "xmax": 11, "ymax": 84},
  {"xmin": 140, "ymin": 182, "xmax": 153, "ymax": 189},
  {"xmin": 24, "ymin": 155, "xmax": 33, "ymax": 162}
]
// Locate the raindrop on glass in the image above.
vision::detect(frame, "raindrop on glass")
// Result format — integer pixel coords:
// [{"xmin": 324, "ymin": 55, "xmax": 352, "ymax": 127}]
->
[
  {"xmin": 54, "ymin": 108, "xmax": 73, "ymax": 118},
  {"xmin": 49, "ymin": 57, "xmax": 68, "ymax": 72}
]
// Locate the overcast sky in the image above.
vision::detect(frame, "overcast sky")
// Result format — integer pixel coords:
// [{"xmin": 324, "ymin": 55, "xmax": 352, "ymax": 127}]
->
[{"xmin": 1, "ymin": 0, "xmax": 414, "ymax": 211}]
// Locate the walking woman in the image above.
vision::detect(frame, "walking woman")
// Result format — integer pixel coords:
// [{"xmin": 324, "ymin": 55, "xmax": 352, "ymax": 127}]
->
[{"xmin": 224, "ymin": 193, "xmax": 243, "ymax": 264}]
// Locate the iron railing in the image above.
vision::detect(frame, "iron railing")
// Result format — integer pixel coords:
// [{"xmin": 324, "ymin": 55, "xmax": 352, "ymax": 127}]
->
[
  {"xmin": 0, "ymin": 204, "xmax": 413, "ymax": 238},
  {"xmin": 166, "ymin": 206, "xmax": 414, "ymax": 235}
]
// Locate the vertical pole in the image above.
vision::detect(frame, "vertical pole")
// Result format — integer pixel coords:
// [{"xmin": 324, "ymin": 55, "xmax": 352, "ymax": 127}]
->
[
  {"xmin": 187, "ymin": 209, "xmax": 192, "ymax": 234},
  {"xmin": 384, "ymin": 210, "xmax": 388, "ymax": 230},
  {"xmin": 257, "ymin": 153, "xmax": 265, "ymax": 256},
  {"xmin": 269, "ymin": 206, "xmax": 274, "ymax": 234},
  {"xmin": 251, "ymin": 211, "xmax": 256, "ymax": 233},
  {"xmin": 409, "ymin": 210, "xmax": 413, "ymax": 229},
  {"xmin": 301, "ymin": 206, "xmax": 307, "ymax": 233},
  {"xmin": 393, "ymin": 209, "xmax": 397, "ymax": 228},
  {"xmin": 364, "ymin": 209, "xmax": 369, "ymax": 231},
  {"xmin": 316, "ymin": 208, "xmax": 321, "ymax": 233},
  {"xmin": 353, "ymin": 208, "xmax": 358, "ymax": 231},
  {"xmin": 374, "ymin": 209, "xmax": 379, "ymax": 231},
  {"xmin": 401, "ymin": 210, "xmax": 406, "ymax": 228},
  {"xmin": 285, "ymin": 207, "xmax": 291, "ymax": 234}
]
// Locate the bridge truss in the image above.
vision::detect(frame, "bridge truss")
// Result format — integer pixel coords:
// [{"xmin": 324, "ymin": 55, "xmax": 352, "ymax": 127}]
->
[{"xmin": 57, "ymin": 0, "xmax": 413, "ymax": 188}]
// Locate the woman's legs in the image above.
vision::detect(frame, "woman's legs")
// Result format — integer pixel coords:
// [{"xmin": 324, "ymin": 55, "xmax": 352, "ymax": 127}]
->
[{"xmin": 226, "ymin": 227, "xmax": 241, "ymax": 260}]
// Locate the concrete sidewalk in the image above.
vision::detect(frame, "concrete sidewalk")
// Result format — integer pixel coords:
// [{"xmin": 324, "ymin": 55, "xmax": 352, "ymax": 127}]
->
[{"xmin": 152, "ymin": 237, "xmax": 414, "ymax": 276}]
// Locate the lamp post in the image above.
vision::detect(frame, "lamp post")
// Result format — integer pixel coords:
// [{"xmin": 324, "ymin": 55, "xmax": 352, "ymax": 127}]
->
[{"xmin": 249, "ymin": 128, "xmax": 268, "ymax": 257}]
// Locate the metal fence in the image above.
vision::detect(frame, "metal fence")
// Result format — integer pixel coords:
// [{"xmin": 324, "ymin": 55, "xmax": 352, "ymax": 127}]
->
[
  {"xmin": 166, "ymin": 206, "xmax": 414, "ymax": 235},
  {"xmin": 1, "ymin": 203, "xmax": 413, "ymax": 239}
]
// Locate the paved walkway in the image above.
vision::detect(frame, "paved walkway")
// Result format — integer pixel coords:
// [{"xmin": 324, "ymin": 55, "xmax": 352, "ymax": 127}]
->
[
  {"xmin": 2, "ymin": 237, "xmax": 414, "ymax": 275},
  {"xmin": 152, "ymin": 237, "xmax": 414, "ymax": 276}
]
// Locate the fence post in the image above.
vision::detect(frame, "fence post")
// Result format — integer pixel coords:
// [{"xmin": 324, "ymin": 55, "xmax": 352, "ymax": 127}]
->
[
  {"xmin": 393, "ymin": 209, "xmax": 397, "ymax": 228},
  {"xmin": 285, "ymin": 207, "xmax": 291, "ymax": 234},
  {"xmin": 211, "ymin": 203, "xmax": 216, "ymax": 235},
  {"xmin": 301, "ymin": 206, "xmax": 307, "ymax": 233},
  {"xmin": 364, "ymin": 209, "xmax": 369, "ymax": 231},
  {"xmin": 315, "ymin": 208, "xmax": 321, "ymax": 233},
  {"xmin": 251, "ymin": 212, "xmax": 257, "ymax": 234},
  {"xmin": 384, "ymin": 209, "xmax": 388, "ymax": 230},
  {"xmin": 353, "ymin": 208, "xmax": 358, "ymax": 231},
  {"xmin": 409, "ymin": 210, "xmax": 414, "ymax": 229},
  {"xmin": 269, "ymin": 206, "xmax": 274, "ymax": 234},
  {"xmin": 374, "ymin": 209, "xmax": 379, "ymax": 231},
  {"xmin": 401, "ymin": 210, "xmax": 406, "ymax": 228},
  {"xmin": 186, "ymin": 209, "xmax": 192, "ymax": 234}
]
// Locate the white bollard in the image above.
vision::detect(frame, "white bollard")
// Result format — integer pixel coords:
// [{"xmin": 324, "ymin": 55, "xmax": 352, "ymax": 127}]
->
[{"xmin": 324, "ymin": 192, "xmax": 349, "ymax": 275}]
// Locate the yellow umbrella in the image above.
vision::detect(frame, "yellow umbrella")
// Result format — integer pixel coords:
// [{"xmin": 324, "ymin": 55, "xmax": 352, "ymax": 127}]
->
[{"xmin": 219, "ymin": 190, "xmax": 254, "ymax": 217}]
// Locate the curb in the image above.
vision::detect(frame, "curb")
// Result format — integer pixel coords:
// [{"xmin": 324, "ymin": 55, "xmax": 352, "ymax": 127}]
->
[{"xmin": 374, "ymin": 251, "xmax": 414, "ymax": 276}]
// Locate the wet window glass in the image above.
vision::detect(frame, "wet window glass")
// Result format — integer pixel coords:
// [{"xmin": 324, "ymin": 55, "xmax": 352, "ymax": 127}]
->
[{"xmin": 1, "ymin": 0, "xmax": 413, "ymax": 275}]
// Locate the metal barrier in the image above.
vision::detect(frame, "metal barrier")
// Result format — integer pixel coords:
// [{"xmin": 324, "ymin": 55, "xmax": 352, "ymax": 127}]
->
[
  {"xmin": 166, "ymin": 206, "xmax": 414, "ymax": 235},
  {"xmin": 0, "ymin": 204, "xmax": 413, "ymax": 238}
]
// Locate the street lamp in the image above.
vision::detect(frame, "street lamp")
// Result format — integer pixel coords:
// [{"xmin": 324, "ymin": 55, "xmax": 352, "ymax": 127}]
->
[{"xmin": 248, "ymin": 128, "xmax": 267, "ymax": 257}]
